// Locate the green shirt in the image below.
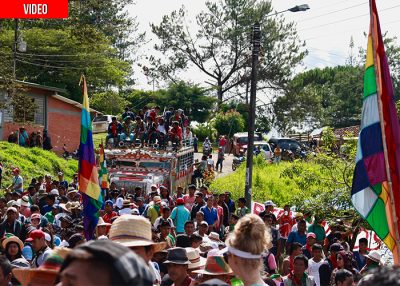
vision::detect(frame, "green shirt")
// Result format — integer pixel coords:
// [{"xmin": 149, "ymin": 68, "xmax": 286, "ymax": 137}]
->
[
  {"xmin": 44, "ymin": 212, "xmax": 55, "ymax": 224},
  {"xmin": 308, "ymin": 223, "xmax": 326, "ymax": 242}
]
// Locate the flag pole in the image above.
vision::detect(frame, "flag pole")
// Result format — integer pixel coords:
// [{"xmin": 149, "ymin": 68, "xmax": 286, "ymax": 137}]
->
[{"xmin": 370, "ymin": 0, "xmax": 400, "ymax": 263}]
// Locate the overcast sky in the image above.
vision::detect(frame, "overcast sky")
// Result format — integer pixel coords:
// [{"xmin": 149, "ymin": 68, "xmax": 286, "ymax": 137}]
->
[{"xmin": 129, "ymin": 0, "xmax": 400, "ymax": 90}]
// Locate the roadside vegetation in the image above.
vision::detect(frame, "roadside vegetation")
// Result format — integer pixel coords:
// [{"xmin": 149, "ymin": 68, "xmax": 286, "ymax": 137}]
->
[{"xmin": 0, "ymin": 142, "xmax": 78, "ymax": 187}]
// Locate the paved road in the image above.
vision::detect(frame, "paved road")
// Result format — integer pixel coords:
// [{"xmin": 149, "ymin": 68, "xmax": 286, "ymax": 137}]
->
[{"xmin": 194, "ymin": 151, "xmax": 235, "ymax": 179}]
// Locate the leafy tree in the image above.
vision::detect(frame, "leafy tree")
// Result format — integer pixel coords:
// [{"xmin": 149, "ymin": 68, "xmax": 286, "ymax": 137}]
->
[
  {"xmin": 148, "ymin": 0, "xmax": 306, "ymax": 105},
  {"xmin": 192, "ymin": 123, "xmax": 217, "ymax": 141},
  {"xmin": 213, "ymin": 110, "xmax": 245, "ymax": 137},
  {"xmin": 90, "ymin": 91, "xmax": 129, "ymax": 115},
  {"xmin": 273, "ymin": 66, "xmax": 364, "ymax": 133},
  {"xmin": 0, "ymin": 28, "xmax": 130, "ymax": 101}
]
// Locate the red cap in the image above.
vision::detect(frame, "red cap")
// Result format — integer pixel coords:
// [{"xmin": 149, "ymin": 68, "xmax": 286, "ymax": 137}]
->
[
  {"xmin": 176, "ymin": 198, "xmax": 184, "ymax": 205},
  {"xmin": 307, "ymin": 232, "xmax": 316, "ymax": 239},
  {"xmin": 26, "ymin": 229, "xmax": 45, "ymax": 242}
]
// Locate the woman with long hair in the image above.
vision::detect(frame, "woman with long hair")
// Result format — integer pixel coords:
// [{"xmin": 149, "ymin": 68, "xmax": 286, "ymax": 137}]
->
[
  {"xmin": 225, "ymin": 214, "xmax": 271, "ymax": 286},
  {"xmin": 330, "ymin": 250, "xmax": 360, "ymax": 285},
  {"xmin": 2, "ymin": 235, "xmax": 28, "ymax": 263}
]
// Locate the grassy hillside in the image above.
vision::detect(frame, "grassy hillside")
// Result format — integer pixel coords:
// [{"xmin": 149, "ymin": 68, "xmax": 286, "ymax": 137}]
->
[{"xmin": 0, "ymin": 142, "xmax": 78, "ymax": 187}]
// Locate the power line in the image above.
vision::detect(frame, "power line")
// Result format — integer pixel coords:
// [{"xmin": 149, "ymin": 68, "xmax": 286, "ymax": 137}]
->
[
  {"xmin": 299, "ymin": 4, "xmax": 400, "ymax": 32},
  {"xmin": 307, "ymin": 47, "xmax": 347, "ymax": 59},
  {"xmin": 297, "ymin": 2, "xmax": 368, "ymax": 23},
  {"xmin": 15, "ymin": 51, "xmax": 115, "ymax": 57},
  {"xmin": 16, "ymin": 58, "xmax": 109, "ymax": 70},
  {"xmin": 304, "ymin": 19, "xmax": 400, "ymax": 42},
  {"xmin": 16, "ymin": 54, "xmax": 106, "ymax": 64}
]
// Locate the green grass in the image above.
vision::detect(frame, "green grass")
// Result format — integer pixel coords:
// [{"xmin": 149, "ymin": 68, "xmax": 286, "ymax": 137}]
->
[
  {"xmin": 0, "ymin": 142, "xmax": 78, "ymax": 187},
  {"xmin": 209, "ymin": 156, "xmax": 301, "ymax": 205},
  {"xmin": 93, "ymin": 132, "xmax": 107, "ymax": 149}
]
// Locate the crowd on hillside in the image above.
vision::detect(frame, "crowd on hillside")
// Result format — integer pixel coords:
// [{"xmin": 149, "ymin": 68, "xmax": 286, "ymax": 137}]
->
[
  {"xmin": 7, "ymin": 127, "xmax": 53, "ymax": 150},
  {"xmin": 0, "ymin": 164, "xmax": 393, "ymax": 286}
]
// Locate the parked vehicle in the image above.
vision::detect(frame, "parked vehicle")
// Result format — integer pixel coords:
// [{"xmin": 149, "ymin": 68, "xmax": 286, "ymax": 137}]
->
[
  {"xmin": 254, "ymin": 141, "xmax": 274, "ymax": 161},
  {"xmin": 232, "ymin": 155, "xmax": 246, "ymax": 171},
  {"xmin": 92, "ymin": 115, "xmax": 113, "ymax": 133},
  {"xmin": 232, "ymin": 132, "xmax": 263, "ymax": 156},
  {"xmin": 268, "ymin": 138, "xmax": 306, "ymax": 160}
]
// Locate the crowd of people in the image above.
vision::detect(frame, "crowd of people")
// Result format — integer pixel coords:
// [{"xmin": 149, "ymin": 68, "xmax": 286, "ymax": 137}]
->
[
  {"xmin": 7, "ymin": 127, "xmax": 52, "ymax": 150},
  {"xmin": 0, "ymin": 163, "xmax": 393, "ymax": 286},
  {"xmin": 106, "ymin": 106, "xmax": 197, "ymax": 149}
]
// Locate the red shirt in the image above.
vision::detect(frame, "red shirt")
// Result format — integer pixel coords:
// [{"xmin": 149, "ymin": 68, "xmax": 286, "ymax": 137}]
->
[
  {"xmin": 170, "ymin": 126, "xmax": 183, "ymax": 141},
  {"xmin": 279, "ymin": 213, "xmax": 295, "ymax": 239},
  {"xmin": 219, "ymin": 137, "xmax": 227, "ymax": 147},
  {"xmin": 103, "ymin": 211, "xmax": 118, "ymax": 224}
]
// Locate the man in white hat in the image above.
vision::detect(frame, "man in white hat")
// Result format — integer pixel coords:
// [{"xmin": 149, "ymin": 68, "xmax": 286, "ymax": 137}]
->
[
  {"xmin": 360, "ymin": 250, "xmax": 383, "ymax": 275},
  {"xmin": 19, "ymin": 196, "xmax": 31, "ymax": 218},
  {"xmin": 109, "ymin": 215, "xmax": 166, "ymax": 284}
]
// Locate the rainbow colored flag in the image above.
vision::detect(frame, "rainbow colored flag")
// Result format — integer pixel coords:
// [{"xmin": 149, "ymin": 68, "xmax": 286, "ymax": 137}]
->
[
  {"xmin": 98, "ymin": 143, "xmax": 109, "ymax": 189},
  {"xmin": 78, "ymin": 75, "xmax": 102, "ymax": 240},
  {"xmin": 351, "ymin": 0, "xmax": 400, "ymax": 263}
]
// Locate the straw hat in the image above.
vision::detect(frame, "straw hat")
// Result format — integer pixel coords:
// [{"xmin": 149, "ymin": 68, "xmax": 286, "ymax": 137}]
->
[
  {"xmin": 60, "ymin": 201, "xmax": 81, "ymax": 213},
  {"xmin": 208, "ymin": 232, "xmax": 222, "ymax": 243},
  {"xmin": 2, "ymin": 234, "xmax": 24, "ymax": 250},
  {"xmin": 97, "ymin": 217, "xmax": 111, "ymax": 227},
  {"xmin": 186, "ymin": 247, "xmax": 206, "ymax": 270},
  {"xmin": 13, "ymin": 247, "xmax": 70, "ymax": 286},
  {"xmin": 20, "ymin": 196, "xmax": 30, "ymax": 207},
  {"xmin": 109, "ymin": 215, "xmax": 166, "ymax": 252},
  {"xmin": 192, "ymin": 256, "xmax": 233, "ymax": 275},
  {"xmin": 364, "ymin": 250, "xmax": 383, "ymax": 264}
]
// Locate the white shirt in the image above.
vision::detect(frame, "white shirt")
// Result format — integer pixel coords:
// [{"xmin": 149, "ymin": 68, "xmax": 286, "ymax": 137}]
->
[
  {"xmin": 119, "ymin": 208, "xmax": 132, "ymax": 215},
  {"xmin": 156, "ymin": 125, "xmax": 166, "ymax": 134},
  {"xmin": 307, "ymin": 258, "xmax": 324, "ymax": 286}
]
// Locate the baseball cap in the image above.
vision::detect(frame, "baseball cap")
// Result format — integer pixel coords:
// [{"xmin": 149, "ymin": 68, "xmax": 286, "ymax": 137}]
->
[
  {"xmin": 200, "ymin": 221, "xmax": 209, "ymax": 227},
  {"xmin": 104, "ymin": 200, "xmax": 114, "ymax": 206},
  {"xmin": 50, "ymin": 189, "xmax": 60, "ymax": 196},
  {"xmin": 176, "ymin": 198, "xmax": 184, "ymax": 205},
  {"xmin": 58, "ymin": 172, "xmax": 63, "ymax": 176},
  {"xmin": 30, "ymin": 213, "xmax": 41, "ymax": 221},
  {"xmin": 6, "ymin": 207, "xmax": 18, "ymax": 214},
  {"xmin": 307, "ymin": 233, "xmax": 316, "ymax": 239},
  {"xmin": 26, "ymin": 229, "xmax": 45, "ymax": 242}
]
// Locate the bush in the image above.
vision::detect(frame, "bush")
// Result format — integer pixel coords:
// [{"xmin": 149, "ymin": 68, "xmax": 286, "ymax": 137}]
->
[
  {"xmin": 210, "ymin": 153, "xmax": 357, "ymax": 220},
  {"xmin": 192, "ymin": 123, "xmax": 217, "ymax": 142}
]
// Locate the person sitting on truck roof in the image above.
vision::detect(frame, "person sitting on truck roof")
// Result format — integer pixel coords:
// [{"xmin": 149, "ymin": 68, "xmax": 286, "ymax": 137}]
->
[
  {"xmin": 168, "ymin": 121, "xmax": 183, "ymax": 146},
  {"xmin": 134, "ymin": 116, "xmax": 145, "ymax": 146},
  {"xmin": 144, "ymin": 117, "xmax": 158, "ymax": 146},
  {"xmin": 120, "ymin": 116, "xmax": 135, "ymax": 143},
  {"xmin": 156, "ymin": 117, "xmax": 168, "ymax": 148},
  {"xmin": 107, "ymin": 117, "xmax": 122, "ymax": 147}
]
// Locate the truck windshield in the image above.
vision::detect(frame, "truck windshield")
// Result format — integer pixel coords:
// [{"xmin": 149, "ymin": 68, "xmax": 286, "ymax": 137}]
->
[{"xmin": 111, "ymin": 160, "xmax": 171, "ymax": 169}]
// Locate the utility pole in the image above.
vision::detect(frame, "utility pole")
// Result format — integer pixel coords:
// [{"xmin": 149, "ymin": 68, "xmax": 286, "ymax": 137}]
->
[
  {"xmin": 244, "ymin": 23, "xmax": 261, "ymax": 209},
  {"xmin": 13, "ymin": 18, "xmax": 19, "ymax": 79}
]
